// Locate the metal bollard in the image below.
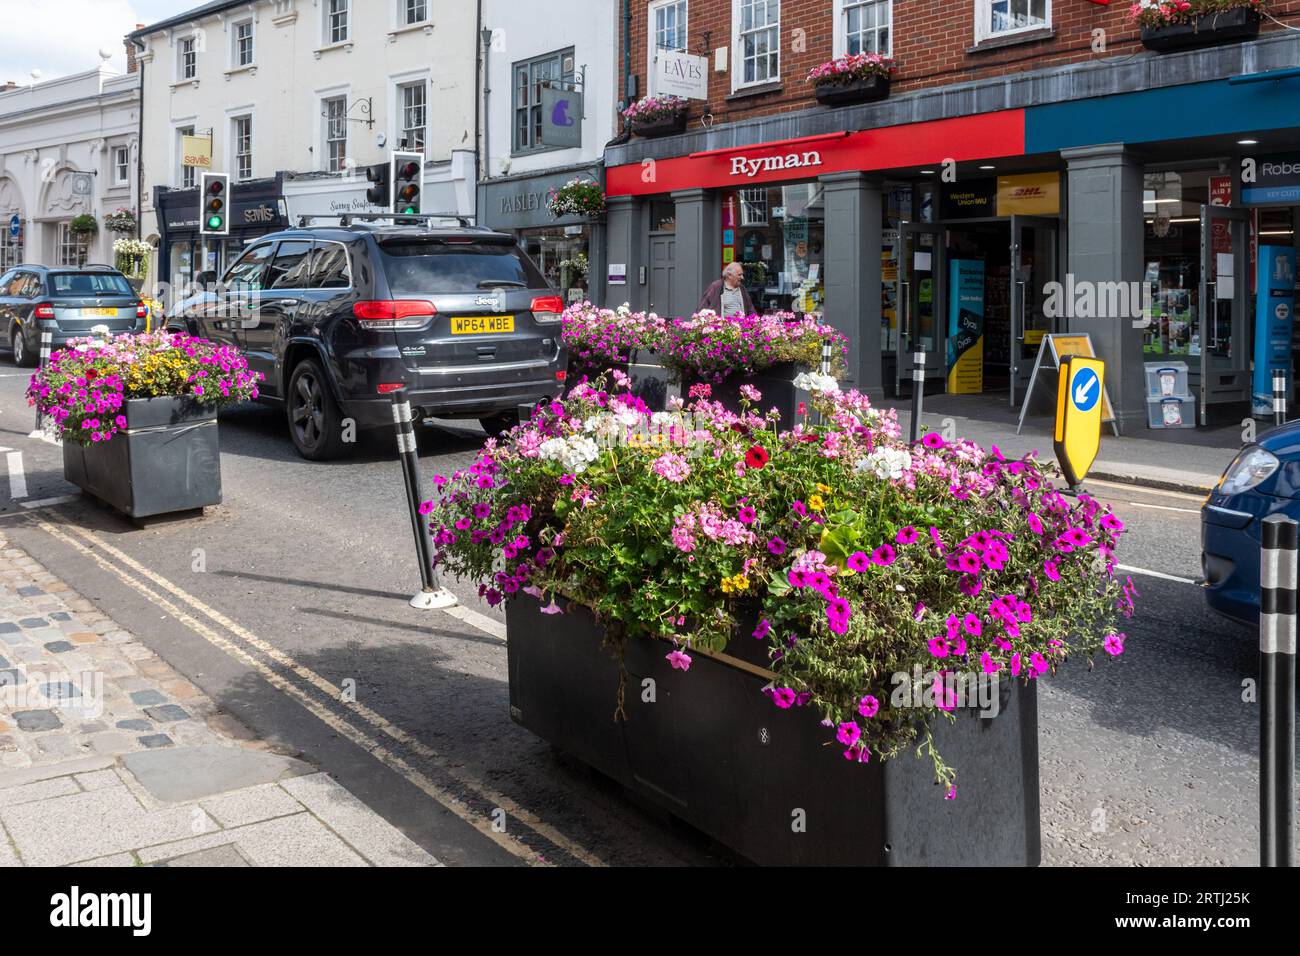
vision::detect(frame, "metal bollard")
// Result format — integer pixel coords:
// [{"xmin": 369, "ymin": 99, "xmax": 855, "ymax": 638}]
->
[
  {"xmin": 909, "ymin": 349, "xmax": 926, "ymax": 445},
  {"xmin": 819, "ymin": 341, "xmax": 834, "ymax": 378},
  {"xmin": 1274, "ymin": 369, "xmax": 1288, "ymax": 428},
  {"xmin": 391, "ymin": 390, "xmax": 457, "ymax": 611},
  {"xmin": 29, "ymin": 329, "xmax": 53, "ymax": 438},
  {"xmin": 1259, "ymin": 515, "xmax": 1296, "ymax": 867}
]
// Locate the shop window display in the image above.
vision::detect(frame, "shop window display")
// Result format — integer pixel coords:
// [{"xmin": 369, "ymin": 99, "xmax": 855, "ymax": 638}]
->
[
  {"xmin": 519, "ymin": 225, "xmax": 590, "ymax": 301},
  {"xmin": 1142, "ymin": 167, "xmax": 1217, "ymax": 359},
  {"xmin": 728, "ymin": 182, "xmax": 825, "ymax": 315}
]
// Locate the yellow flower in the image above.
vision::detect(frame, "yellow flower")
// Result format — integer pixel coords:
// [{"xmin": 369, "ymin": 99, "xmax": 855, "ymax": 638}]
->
[
  {"xmin": 808, "ymin": 494, "xmax": 825, "ymax": 512},
  {"xmin": 816, "ymin": 483, "xmax": 833, "ymax": 495}
]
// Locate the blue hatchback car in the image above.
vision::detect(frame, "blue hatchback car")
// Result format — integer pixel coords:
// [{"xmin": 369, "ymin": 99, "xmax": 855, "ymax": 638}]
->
[{"xmin": 1202, "ymin": 421, "xmax": 1300, "ymax": 625}]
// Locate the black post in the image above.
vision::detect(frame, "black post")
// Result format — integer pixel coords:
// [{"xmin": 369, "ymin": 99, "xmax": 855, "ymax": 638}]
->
[
  {"xmin": 909, "ymin": 349, "xmax": 926, "ymax": 445},
  {"xmin": 1273, "ymin": 369, "xmax": 1288, "ymax": 428},
  {"xmin": 1259, "ymin": 515, "xmax": 1296, "ymax": 866},
  {"xmin": 391, "ymin": 390, "xmax": 457, "ymax": 610}
]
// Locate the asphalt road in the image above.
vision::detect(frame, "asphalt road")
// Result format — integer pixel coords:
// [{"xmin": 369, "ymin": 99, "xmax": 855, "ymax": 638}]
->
[{"xmin": 0, "ymin": 355, "xmax": 1289, "ymax": 866}]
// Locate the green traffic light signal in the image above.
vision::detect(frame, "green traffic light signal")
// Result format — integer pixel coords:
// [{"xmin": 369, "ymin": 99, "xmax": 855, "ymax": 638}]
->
[{"xmin": 207, "ymin": 215, "xmax": 224, "ymax": 229}]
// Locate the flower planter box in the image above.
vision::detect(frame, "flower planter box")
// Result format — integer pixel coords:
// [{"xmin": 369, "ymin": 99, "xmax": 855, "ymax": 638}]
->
[
  {"xmin": 1140, "ymin": 8, "xmax": 1261, "ymax": 53},
  {"xmin": 565, "ymin": 351, "xmax": 671, "ymax": 413},
  {"xmin": 632, "ymin": 112, "xmax": 688, "ymax": 138},
  {"xmin": 62, "ymin": 396, "xmax": 222, "ymax": 519},
  {"xmin": 682, "ymin": 361, "xmax": 801, "ymax": 424},
  {"xmin": 506, "ymin": 594, "xmax": 1041, "ymax": 866},
  {"xmin": 814, "ymin": 75, "xmax": 891, "ymax": 106}
]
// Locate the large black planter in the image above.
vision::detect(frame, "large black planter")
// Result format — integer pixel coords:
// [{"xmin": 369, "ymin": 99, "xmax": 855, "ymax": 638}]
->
[
  {"xmin": 62, "ymin": 396, "xmax": 222, "ymax": 519},
  {"xmin": 1140, "ymin": 8, "xmax": 1260, "ymax": 52},
  {"xmin": 814, "ymin": 74, "xmax": 891, "ymax": 106},
  {"xmin": 506, "ymin": 595, "xmax": 1041, "ymax": 866},
  {"xmin": 632, "ymin": 111, "xmax": 688, "ymax": 138},
  {"xmin": 682, "ymin": 361, "xmax": 801, "ymax": 424}
]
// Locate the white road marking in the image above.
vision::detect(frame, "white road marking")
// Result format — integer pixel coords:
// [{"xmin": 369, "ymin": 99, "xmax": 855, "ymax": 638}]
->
[
  {"xmin": 19, "ymin": 495, "xmax": 79, "ymax": 510},
  {"xmin": 442, "ymin": 604, "xmax": 506, "ymax": 641},
  {"xmin": 1085, "ymin": 477, "xmax": 1209, "ymax": 503},
  {"xmin": 1124, "ymin": 501, "xmax": 1201, "ymax": 514},
  {"xmin": 34, "ymin": 516, "xmax": 604, "ymax": 867},
  {"xmin": 1116, "ymin": 563, "xmax": 1200, "ymax": 586},
  {"xmin": 6, "ymin": 451, "xmax": 26, "ymax": 499}
]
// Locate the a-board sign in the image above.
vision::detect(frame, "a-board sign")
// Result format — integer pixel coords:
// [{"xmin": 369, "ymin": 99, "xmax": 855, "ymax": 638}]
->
[
  {"xmin": 1054, "ymin": 355, "xmax": 1105, "ymax": 488},
  {"xmin": 1017, "ymin": 332, "xmax": 1118, "ymax": 436}
]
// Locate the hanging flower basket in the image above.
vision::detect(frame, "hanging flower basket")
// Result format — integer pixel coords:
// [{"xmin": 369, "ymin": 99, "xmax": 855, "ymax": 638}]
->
[
  {"xmin": 68, "ymin": 213, "xmax": 99, "ymax": 238},
  {"xmin": 809, "ymin": 53, "xmax": 896, "ymax": 106},
  {"xmin": 547, "ymin": 179, "xmax": 605, "ymax": 220},
  {"xmin": 1133, "ymin": 1, "xmax": 1264, "ymax": 52},
  {"xmin": 104, "ymin": 207, "xmax": 137, "ymax": 233}
]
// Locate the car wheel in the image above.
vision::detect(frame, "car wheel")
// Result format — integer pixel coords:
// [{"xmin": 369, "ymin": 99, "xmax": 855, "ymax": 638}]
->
[
  {"xmin": 479, "ymin": 412, "xmax": 518, "ymax": 438},
  {"xmin": 11, "ymin": 326, "xmax": 35, "ymax": 367},
  {"xmin": 287, "ymin": 358, "xmax": 348, "ymax": 461}
]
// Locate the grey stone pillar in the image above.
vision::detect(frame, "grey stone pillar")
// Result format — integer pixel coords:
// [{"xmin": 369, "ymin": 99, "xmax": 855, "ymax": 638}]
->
[
  {"xmin": 603, "ymin": 195, "xmax": 644, "ymax": 311},
  {"xmin": 672, "ymin": 188, "xmax": 719, "ymax": 319},
  {"xmin": 820, "ymin": 172, "xmax": 883, "ymax": 400},
  {"xmin": 586, "ymin": 219, "xmax": 607, "ymax": 308},
  {"xmin": 1063, "ymin": 144, "xmax": 1147, "ymax": 433}
]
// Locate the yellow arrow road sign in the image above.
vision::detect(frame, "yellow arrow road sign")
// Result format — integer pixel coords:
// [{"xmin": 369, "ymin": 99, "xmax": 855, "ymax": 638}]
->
[{"xmin": 1053, "ymin": 355, "xmax": 1104, "ymax": 488}]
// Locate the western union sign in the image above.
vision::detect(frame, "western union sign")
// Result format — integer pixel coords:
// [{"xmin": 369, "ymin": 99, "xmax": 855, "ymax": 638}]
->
[{"xmin": 1053, "ymin": 355, "xmax": 1105, "ymax": 489}]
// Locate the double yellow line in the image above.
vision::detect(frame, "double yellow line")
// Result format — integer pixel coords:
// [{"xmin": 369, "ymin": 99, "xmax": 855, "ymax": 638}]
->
[{"xmin": 29, "ymin": 514, "xmax": 606, "ymax": 868}]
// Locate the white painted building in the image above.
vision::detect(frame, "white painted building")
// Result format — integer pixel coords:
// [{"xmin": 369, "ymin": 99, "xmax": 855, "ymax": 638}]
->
[
  {"xmin": 476, "ymin": 0, "xmax": 618, "ymax": 303},
  {"xmin": 0, "ymin": 60, "xmax": 141, "ymax": 273},
  {"xmin": 129, "ymin": 0, "xmax": 478, "ymax": 290}
]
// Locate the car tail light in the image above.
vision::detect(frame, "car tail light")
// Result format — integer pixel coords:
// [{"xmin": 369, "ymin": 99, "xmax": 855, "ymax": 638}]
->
[
  {"xmin": 530, "ymin": 295, "xmax": 564, "ymax": 324},
  {"xmin": 353, "ymin": 300, "xmax": 435, "ymax": 330},
  {"xmin": 1218, "ymin": 444, "xmax": 1280, "ymax": 496},
  {"xmin": 33, "ymin": 303, "xmax": 55, "ymax": 320},
  {"xmin": 377, "ymin": 383, "xmax": 405, "ymax": 394},
  {"xmin": 136, "ymin": 301, "xmax": 148, "ymax": 319},
  {"xmin": 555, "ymin": 370, "xmax": 567, "ymax": 382}
]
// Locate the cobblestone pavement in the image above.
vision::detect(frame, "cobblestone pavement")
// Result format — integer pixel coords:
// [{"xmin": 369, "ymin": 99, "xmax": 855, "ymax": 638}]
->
[{"xmin": 0, "ymin": 533, "xmax": 437, "ymax": 867}]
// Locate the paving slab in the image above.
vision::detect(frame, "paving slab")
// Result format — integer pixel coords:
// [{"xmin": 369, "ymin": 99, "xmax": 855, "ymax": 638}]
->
[
  {"xmin": 0, "ymin": 787, "xmax": 216, "ymax": 867},
  {"xmin": 281, "ymin": 773, "xmax": 439, "ymax": 867},
  {"xmin": 0, "ymin": 776, "xmax": 79, "ymax": 809},
  {"xmin": 199, "ymin": 782, "xmax": 303, "ymax": 828},
  {"xmin": 121, "ymin": 745, "xmax": 314, "ymax": 803},
  {"xmin": 135, "ymin": 812, "xmax": 368, "ymax": 867},
  {"xmin": 157, "ymin": 844, "xmax": 250, "ymax": 867}
]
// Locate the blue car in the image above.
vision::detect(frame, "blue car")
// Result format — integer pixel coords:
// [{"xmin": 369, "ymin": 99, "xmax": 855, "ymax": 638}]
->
[{"xmin": 1202, "ymin": 421, "xmax": 1300, "ymax": 625}]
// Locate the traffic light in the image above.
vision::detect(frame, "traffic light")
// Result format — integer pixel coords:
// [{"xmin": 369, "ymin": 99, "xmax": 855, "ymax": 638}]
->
[
  {"xmin": 364, "ymin": 163, "xmax": 388, "ymax": 206},
  {"xmin": 199, "ymin": 172, "xmax": 230, "ymax": 236},
  {"xmin": 390, "ymin": 151, "xmax": 423, "ymax": 215}
]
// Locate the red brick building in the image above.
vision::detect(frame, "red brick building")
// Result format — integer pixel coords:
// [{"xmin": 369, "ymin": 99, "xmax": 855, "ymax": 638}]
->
[{"xmin": 602, "ymin": 0, "xmax": 1300, "ymax": 433}]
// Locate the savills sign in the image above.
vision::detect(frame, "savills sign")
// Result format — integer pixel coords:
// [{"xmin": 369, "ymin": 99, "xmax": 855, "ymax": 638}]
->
[{"xmin": 729, "ymin": 151, "xmax": 823, "ymax": 179}]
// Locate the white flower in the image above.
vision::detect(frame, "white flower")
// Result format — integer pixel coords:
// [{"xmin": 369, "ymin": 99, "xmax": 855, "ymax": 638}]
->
[
  {"xmin": 539, "ymin": 434, "xmax": 600, "ymax": 473},
  {"xmin": 855, "ymin": 447, "xmax": 912, "ymax": 481},
  {"xmin": 794, "ymin": 371, "xmax": 840, "ymax": 394}
]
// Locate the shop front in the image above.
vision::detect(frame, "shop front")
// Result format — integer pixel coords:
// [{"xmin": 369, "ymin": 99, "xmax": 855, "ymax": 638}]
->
[
  {"xmin": 477, "ymin": 165, "xmax": 606, "ymax": 305},
  {"xmin": 895, "ymin": 172, "xmax": 1063, "ymax": 406},
  {"xmin": 154, "ymin": 174, "xmax": 286, "ymax": 306}
]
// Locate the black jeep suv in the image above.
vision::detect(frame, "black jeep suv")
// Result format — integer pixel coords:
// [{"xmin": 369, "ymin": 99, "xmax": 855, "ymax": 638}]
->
[{"xmin": 168, "ymin": 220, "xmax": 567, "ymax": 460}]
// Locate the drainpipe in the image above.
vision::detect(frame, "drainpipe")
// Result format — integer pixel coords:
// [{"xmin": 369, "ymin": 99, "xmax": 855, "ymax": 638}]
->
[
  {"xmin": 480, "ymin": 20, "xmax": 492, "ymax": 184},
  {"xmin": 135, "ymin": 49, "xmax": 144, "ymax": 242},
  {"xmin": 606, "ymin": 0, "xmax": 633, "ymax": 146},
  {"xmin": 475, "ymin": 0, "xmax": 484, "ymax": 183}
]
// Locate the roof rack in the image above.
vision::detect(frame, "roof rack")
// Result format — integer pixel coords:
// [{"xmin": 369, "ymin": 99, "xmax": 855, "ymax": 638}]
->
[{"xmin": 295, "ymin": 212, "xmax": 478, "ymax": 229}]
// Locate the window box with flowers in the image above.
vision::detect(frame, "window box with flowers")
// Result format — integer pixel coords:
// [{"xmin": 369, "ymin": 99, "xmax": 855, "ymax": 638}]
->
[
  {"xmin": 622, "ymin": 94, "xmax": 689, "ymax": 138},
  {"xmin": 1133, "ymin": 0, "xmax": 1264, "ymax": 53},
  {"xmin": 809, "ymin": 53, "xmax": 895, "ymax": 107},
  {"xmin": 547, "ymin": 179, "xmax": 606, "ymax": 221},
  {"xmin": 29, "ymin": 331, "xmax": 262, "ymax": 518},
  {"xmin": 426, "ymin": 376, "xmax": 1135, "ymax": 864}
]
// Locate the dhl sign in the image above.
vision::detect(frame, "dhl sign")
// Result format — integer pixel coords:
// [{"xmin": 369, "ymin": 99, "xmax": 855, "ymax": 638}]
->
[{"xmin": 996, "ymin": 172, "xmax": 1060, "ymax": 216}]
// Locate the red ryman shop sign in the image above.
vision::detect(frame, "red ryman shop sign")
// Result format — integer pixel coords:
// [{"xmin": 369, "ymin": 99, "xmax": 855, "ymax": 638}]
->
[{"xmin": 606, "ymin": 110, "xmax": 1027, "ymax": 197}]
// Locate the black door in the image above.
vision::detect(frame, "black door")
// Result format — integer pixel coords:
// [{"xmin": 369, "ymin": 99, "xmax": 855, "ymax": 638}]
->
[{"xmin": 246, "ymin": 239, "xmax": 313, "ymax": 397}]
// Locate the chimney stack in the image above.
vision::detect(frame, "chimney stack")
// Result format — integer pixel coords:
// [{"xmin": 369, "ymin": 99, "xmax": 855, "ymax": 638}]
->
[{"xmin": 125, "ymin": 26, "xmax": 144, "ymax": 74}]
